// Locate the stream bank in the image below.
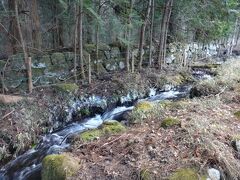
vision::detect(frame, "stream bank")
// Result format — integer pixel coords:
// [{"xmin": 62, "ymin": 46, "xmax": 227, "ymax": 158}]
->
[
  {"xmin": 1, "ymin": 57, "xmax": 239, "ymax": 179},
  {"xmin": 0, "ymin": 67, "xmax": 196, "ymax": 167}
]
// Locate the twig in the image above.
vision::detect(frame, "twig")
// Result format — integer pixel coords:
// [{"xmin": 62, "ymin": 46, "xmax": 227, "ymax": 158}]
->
[
  {"xmin": 1, "ymin": 110, "xmax": 14, "ymax": 120},
  {"xmin": 100, "ymin": 134, "xmax": 128, "ymax": 148}
]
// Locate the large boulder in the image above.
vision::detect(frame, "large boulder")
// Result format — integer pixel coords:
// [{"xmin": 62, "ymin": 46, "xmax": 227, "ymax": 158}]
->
[{"xmin": 41, "ymin": 153, "xmax": 80, "ymax": 180}]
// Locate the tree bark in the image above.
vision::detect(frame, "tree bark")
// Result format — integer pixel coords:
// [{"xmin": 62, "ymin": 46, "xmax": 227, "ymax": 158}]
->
[
  {"xmin": 149, "ymin": 0, "xmax": 155, "ymax": 67},
  {"xmin": 125, "ymin": 0, "xmax": 133, "ymax": 72},
  {"xmin": 157, "ymin": 0, "xmax": 173, "ymax": 69},
  {"xmin": 8, "ymin": 0, "xmax": 19, "ymax": 53},
  {"xmin": 79, "ymin": 0, "xmax": 85, "ymax": 79},
  {"xmin": 95, "ymin": 0, "xmax": 101, "ymax": 75},
  {"xmin": 15, "ymin": 0, "xmax": 33, "ymax": 93},
  {"xmin": 30, "ymin": 0, "xmax": 42, "ymax": 50},
  {"xmin": 74, "ymin": 3, "xmax": 79, "ymax": 83},
  {"xmin": 88, "ymin": 54, "xmax": 92, "ymax": 84},
  {"xmin": 138, "ymin": 0, "xmax": 151, "ymax": 70}
]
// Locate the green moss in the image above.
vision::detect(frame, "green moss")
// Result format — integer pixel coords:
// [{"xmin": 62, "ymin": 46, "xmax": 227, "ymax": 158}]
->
[
  {"xmin": 42, "ymin": 154, "xmax": 80, "ymax": 180},
  {"xmin": 80, "ymin": 120, "xmax": 126, "ymax": 142},
  {"xmin": 101, "ymin": 120, "xmax": 126, "ymax": 134},
  {"xmin": 232, "ymin": 134, "xmax": 240, "ymax": 141},
  {"xmin": 55, "ymin": 83, "xmax": 78, "ymax": 93},
  {"xmin": 128, "ymin": 101, "xmax": 155, "ymax": 124},
  {"xmin": 32, "ymin": 67, "xmax": 45, "ymax": 78},
  {"xmin": 169, "ymin": 168, "xmax": 199, "ymax": 180},
  {"xmin": 140, "ymin": 169, "xmax": 152, "ymax": 180},
  {"xmin": 78, "ymin": 108, "xmax": 90, "ymax": 117},
  {"xmin": 161, "ymin": 117, "xmax": 181, "ymax": 128},
  {"xmin": 234, "ymin": 111, "xmax": 240, "ymax": 119},
  {"xmin": 135, "ymin": 101, "xmax": 154, "ymax": 112},
  {"xmin": 80, "ymin": 129, "xmax": 102, "ymax": 142},
  {"xmin": 84, "ymin": 43, "xmax": 96, "ymax": 52}
]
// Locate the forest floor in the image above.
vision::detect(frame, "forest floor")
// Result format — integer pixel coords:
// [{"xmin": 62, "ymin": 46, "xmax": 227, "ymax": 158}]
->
[{"xmin": 68, "ymin": 84, "xmax": 240, "ymax": 179}]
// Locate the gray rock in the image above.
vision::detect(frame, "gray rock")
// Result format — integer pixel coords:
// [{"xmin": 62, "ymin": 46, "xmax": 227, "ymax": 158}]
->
[
  {"xmin": 119, "ymin": 61, "xmax": 125, "ymax": 70},
  {"xmin": 235, "ymin": 140, "xmax": 240, "ymax": 152},
  {"xmin": 207, "ymin": 168, "xmax": 220, "ymax": 180}
]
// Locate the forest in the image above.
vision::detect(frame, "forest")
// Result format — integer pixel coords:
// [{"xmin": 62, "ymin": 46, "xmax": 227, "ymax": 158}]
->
[{"xmin": 0, "ymin": 0, "xmax": 240, "ymax": 180}]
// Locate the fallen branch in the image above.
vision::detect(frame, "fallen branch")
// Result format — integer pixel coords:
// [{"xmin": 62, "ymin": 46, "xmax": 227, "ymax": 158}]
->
[
  {"xmin": 100, "ymin": 134, "xmax": 129, "ymax": 148},
  {"xmin": 1, "ymin": 110, "xmax": 14, "ymax": 120}
]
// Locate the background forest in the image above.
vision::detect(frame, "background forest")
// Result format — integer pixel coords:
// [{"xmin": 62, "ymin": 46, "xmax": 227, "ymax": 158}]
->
[
  {"xmin": 0, "ymin": 0, "xmax": 240, "ymax": 93},
  {"xmin": 1, "ymin": 1, "xmax": 240, "ymax": 180}
]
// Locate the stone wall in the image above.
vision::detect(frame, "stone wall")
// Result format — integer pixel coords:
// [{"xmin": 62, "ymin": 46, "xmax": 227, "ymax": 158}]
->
[{"xmin": 0, "ymin": 44, "xmax": 126, "ymax": 91}]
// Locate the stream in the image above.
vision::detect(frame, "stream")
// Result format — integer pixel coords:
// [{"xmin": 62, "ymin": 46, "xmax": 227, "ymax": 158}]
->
[{"xmin": 0, "ymin": 70, "xmax": 210, "ymax": 180}]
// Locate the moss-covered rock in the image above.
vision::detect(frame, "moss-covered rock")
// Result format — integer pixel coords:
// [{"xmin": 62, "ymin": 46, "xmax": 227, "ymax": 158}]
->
[
  {"xmin": 41, "ymin": 153, "xmax": 80, "ymax": 180},
  {"xmin": 234, "ymin": 111, "xmax": 240, "ymax": 119},
  {"xmin": 169, "ymin": 168, "xmax": 199, "ymax": 180},
  {"xmin": 140, "ymin": 169, "xmax": 152, "ymax": 180},
  {"xmin": 232, "ymin": 134, "xmax": 240, "ymax": 141},
  {"xmin": 80, "ymin": 129, "xmax": 102, "ymax": 142},
  {"xmin": 55, "ymin": 83, "xmax": 78, "ymax": 93},
  {"xmin": 80, "ymin": 120, "xmax": 126, "ymax": 142},
  {"xmin": 135, "ymin": 101, "xmax": 154, "ymax": 112},
  {"xmin": 101, "ymin": 120, "xmax": 126, "ymax": 134},
  {"xmin": 41, "ymin": 55, "xmax": 52, "ymax": 66},
  {"xmin": 128, "ymin": 101, "xmax": 155, "ymax": 124},
  {"xmin": 190, "ymin": 80, "xmax": 221, "ymax": 98},
  {"xmin": 161, "ymin": 117, "xmax": 181, "ymax": 128},
  {"xmin": 32, "ymin": 67, "xmax": 45, "ymax": 78},
  {"xmin": 50, "ymin": 52, "xmax": 67, "ymax": 71},
  {"xmin": 51, "ymin": 53, "xmax": 66, "ymax": 65}
]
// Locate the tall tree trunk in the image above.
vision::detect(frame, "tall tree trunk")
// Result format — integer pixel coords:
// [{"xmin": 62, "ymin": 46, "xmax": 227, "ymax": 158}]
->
[
  {"xmin": 95, "ymin": 0, "xmax": 101, "ymax": 75},
  {"xmin": 74, "ymin": 3, "xmax": 79, "ymax": 83},
  {"xmin": 157, "ymin": 0, "xmax": 173, "ymax": 69},
  {"xmin": 8, "ymin": 0, "xmax": 19, "ymax": 53},
  {"xmin": 149, "ymin": 0, "xmax": 155, "ymax": 67},
  {"xmin": 15, "ymin": 0, "xmax": 33, "ymax": 93},
  {"xmin": 125, "ymin": 0, "xmax": 133, "ymax": 72},
  {"xmin": 229, "ymin": 17, "xmax": 239, "ymax": 56},
  {"xmin": 138, "ymin": 0, "xmax": 151, "ymax": 69},
  {"xmin": 30, "ymin": 0, "xmax": 41, "ymax": 50},
  {"xmin": 162, "ymin": 0, "xmax": 173, "ymax": 63},
  {"xmin": 79, "ymin": 0, "xmax": 85, "ymax": 79}
]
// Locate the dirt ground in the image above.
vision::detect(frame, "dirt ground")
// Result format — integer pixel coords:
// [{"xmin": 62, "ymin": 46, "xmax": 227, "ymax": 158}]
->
[{"xmin": 69, "ymin": 87, "xmax": 240, "ymax": 179}]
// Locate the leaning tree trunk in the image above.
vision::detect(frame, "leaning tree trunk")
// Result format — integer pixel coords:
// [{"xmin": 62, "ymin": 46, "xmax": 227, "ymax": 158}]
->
[
  {"xmin": 79, "ymin": 0, "xmax": 85, "ymax": 79},
  {"xmin": 138, "ymin": 0, "xmax": 152, "ymax": 70},
  {"xmin": 148, "ymin": 0, "xmax": 155, "ymax": 67},
  {"xmin": 157, "ymin": 0, "xmax": 173, "ymax": 69},
  {"xmin": 15, "ymin": 0, "xmax": 33, "ymax": 93}
]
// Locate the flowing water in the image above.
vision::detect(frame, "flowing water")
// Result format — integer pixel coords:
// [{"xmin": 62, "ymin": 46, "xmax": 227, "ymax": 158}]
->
[{"xmin": 0, "ymin": 70, "xmax": 210, "ymax": 180}]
